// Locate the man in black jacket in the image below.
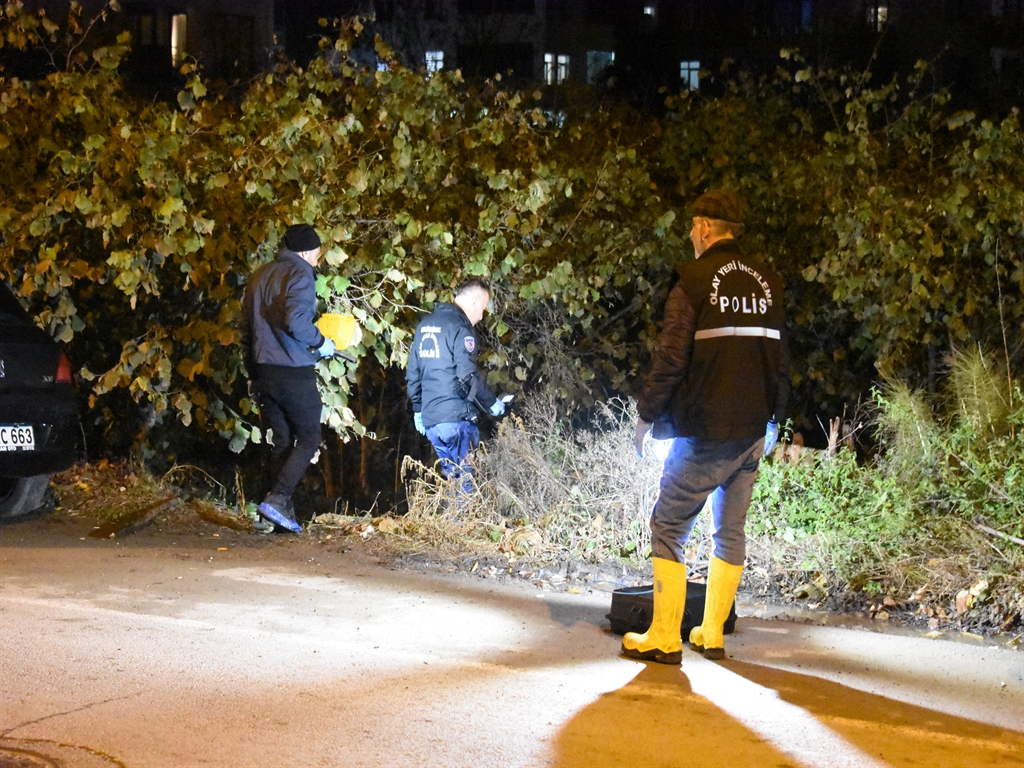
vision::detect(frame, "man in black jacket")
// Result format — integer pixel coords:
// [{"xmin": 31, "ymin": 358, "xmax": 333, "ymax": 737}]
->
[
  {"xmin": 622, "ymin": 190, "xmax": 790, "ymax": 664},
  {"xmin": 406, "ymin": 277, "xmax": 504, "ymax": 491},
  {"xmin": 239, "ymin": 224, "xmax": 336, "ymax": 533}
]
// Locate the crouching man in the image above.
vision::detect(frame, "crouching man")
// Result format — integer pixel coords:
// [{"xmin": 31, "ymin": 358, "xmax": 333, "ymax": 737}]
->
[{"xmin": 406, "ymin": 277, "xmax": 505, "ymax": 491}]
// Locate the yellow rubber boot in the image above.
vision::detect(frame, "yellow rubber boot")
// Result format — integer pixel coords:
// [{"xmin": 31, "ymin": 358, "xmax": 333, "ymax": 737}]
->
[
  {"xmin": 689, "ymin": 556, "xmax": 743, "ymax": 660},
  {"xmin": 622, "ymin": 557, "xmax": 687, "ymax": 665}
]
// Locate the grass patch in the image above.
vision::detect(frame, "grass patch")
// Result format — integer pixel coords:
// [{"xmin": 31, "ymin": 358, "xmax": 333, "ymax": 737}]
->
[
  {"xmin": 374, "ymin": 397, "xmax": 665, "ymax": 566},
  {"xmin": 749, "ymin": 347, "xmax": 1024, "ymax": 636}
]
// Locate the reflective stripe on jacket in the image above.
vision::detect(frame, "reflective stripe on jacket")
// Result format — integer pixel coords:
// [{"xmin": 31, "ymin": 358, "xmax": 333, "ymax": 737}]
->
[{"xmin": 638, "ymin": 239, "xmax": 790, "ymax": 440}]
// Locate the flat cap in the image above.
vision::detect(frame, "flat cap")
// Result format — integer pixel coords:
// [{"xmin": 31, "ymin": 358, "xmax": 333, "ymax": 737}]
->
[
  {"xmin": 282, "ymin": 224, "xmax": 321, "ymax": 253},
  {"xmin": 691, "ymin": 189, "xmax": 746, "ymax": 224}
]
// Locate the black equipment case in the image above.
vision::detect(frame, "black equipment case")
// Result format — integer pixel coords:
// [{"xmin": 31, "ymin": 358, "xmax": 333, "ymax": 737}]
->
[{"xmin": 607, "ymin": 581, "xmax": 737, "ymax": 636}]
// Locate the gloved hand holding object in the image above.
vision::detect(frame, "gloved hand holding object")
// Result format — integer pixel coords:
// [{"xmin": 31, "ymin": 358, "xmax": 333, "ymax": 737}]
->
[
  {"xmin": 764, "ymin": 420, "xmax": 779, "ymax": 456},
  {"xmin": 317, "ymin": 313, "xmax": 361, "ymax": 348},
  {"xmin": 316, "ymin": 336, "xmax": 337, "ymax": 358},
  {"xmin": 316, "ymin": 314, "xmax": 359, "ymax": 362},
  {"xmin": 414, "ymin": 412, "xmax": 425, "ymax": 435},
  {"xmin": 634, "ymin": 419, "xmax": 651, "ymax": 459},
  {"xmin": 489, "ymin": 399, "xmax": 506, "ymax": 417}
]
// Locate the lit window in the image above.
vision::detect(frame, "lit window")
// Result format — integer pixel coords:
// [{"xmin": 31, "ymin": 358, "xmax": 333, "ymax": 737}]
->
[
  {"xmin": 866, "ymin": 3, "xmax": 887, "ymax": 31},
  {"xmin": 586, "ymin": 50, "xmax": 614, "ymax": 84},
  {"xmin": 426, "ymin": 50, "xmax": 444, "ymax": 72},
  {"xmin": 170, "ymin": 13, "xmax": 187, "ymax": 66},
  {"xmin": 680, "ymin": 60, "xmax": 699, "ymax": 90},
  {"xmin": 644, "ymin": 4, "xmax": 656, "ymax": 18},
  {"xmin": 544, "ymin": 53, "xmax": 569, "ymax": 85},
  {"xmin": 557, "ymin": 54, "xmax": 569, "ymax": 83}
]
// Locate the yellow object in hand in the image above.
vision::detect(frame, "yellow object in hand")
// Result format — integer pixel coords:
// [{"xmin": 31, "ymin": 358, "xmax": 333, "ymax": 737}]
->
[{"xmin": 317, "ymin": 313, "xmax": 361, "ymax": 348}]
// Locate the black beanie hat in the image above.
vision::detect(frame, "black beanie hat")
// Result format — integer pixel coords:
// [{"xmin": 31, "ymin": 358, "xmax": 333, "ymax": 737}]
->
[{"xmin": 282, "ymin": 224, "xmax": 321, "ymax": 253}]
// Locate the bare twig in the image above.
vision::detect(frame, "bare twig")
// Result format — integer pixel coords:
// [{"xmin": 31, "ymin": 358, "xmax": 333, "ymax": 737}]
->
[{"xmin": 976, "ymin": 523, "xmax": 1024, "ymax": 548}]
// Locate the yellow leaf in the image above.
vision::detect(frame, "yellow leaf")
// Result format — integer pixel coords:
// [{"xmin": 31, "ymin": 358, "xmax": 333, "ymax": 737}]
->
[{"xmin": 159, "ymin": 197, "xmax": 181, "ymax": 217}]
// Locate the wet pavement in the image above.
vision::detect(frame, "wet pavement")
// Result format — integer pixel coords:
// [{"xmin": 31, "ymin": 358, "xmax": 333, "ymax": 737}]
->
[{"xmin": 1, "ymin": 517, "xmax": 1022, "ymax": 768}]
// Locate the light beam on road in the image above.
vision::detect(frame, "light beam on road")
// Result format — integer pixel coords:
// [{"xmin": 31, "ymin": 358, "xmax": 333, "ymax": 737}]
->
[{"xmin": 686, "ymin": 656, "xmax": 889, "ymax": 768}]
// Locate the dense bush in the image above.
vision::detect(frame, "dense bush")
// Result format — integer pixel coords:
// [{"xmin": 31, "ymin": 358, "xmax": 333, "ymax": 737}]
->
[
  {"xmin": 3, "ymin": 3, "xmax": 1020, "ymax": 630},
  {"xmin": 0, "ymin": 3, "xmax": 678, "ymax": 466},
  {"xmin": 1, "ymin": 4, "xmax": 1021, "ymax": 499}
]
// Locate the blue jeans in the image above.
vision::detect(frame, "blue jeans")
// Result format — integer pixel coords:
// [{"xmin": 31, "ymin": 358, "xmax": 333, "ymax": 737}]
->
[
  {"xmin": 650, "ymin": 436, "xmax": 764, "ymax": 566},
  {"xmin": 425, "ymin": 421, "xmax": 480, "ymax": 491}
]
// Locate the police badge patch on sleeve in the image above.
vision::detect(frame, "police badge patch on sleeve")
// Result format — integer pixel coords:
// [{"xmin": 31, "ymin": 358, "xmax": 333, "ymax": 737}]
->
[{"xmin": 464, "ymin": 336, "xmax": 475, "ymax": 352}]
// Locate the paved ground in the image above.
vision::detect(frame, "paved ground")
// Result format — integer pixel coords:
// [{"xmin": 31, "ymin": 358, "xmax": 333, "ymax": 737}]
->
[{"xmin": 1, "ymin": 514, "xmax": 1022, "ymax": 768}]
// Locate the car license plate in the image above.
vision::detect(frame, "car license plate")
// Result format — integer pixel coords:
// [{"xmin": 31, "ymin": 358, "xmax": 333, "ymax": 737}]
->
[{"xmin": 0, "ymin": 425, "xmax": 35, "ymax": 451}]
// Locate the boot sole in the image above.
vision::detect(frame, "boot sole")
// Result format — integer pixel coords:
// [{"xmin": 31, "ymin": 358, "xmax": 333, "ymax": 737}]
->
[
  {"xmin": 621, "ymin": 644, "xmax": 682, "ymax": 665},
  {"xmin": 689, "ymin": 642, "xmax": 726, "ymax": 660},
  {"xmin": 258, "ymin": 503, "xmax": 302, "ymax": 533}
]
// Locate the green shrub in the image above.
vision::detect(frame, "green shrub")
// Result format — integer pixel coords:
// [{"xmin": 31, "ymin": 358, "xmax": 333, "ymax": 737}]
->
[{"xmin": 750, "ymin": 349, "xmax": 1023, "ymax": 631}]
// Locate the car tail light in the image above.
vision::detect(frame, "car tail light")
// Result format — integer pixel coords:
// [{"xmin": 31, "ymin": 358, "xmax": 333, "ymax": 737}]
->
[{"xmin": 56, "ymin": 350, "xmax": 73, "ymax": 384}]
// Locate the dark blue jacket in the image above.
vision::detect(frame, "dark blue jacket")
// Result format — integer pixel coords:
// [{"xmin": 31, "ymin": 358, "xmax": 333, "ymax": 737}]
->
[
  {"xmin": 406, "ymin": 302, "xmax": 497, "ymax": 428},
  {"xmin": 240, "ymin": 250, "xmax": 326, "ymax": 373}
]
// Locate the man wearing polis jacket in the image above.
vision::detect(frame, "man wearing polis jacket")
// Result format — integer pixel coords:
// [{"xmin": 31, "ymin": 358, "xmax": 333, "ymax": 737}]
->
[{"xmin": 624, "ymin": 190, "xmax": 790, "ymax": 664}]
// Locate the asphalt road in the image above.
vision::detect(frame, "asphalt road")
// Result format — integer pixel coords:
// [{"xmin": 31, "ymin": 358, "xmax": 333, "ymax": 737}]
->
[{"xmin": 1, "ymin": 515, "xmax": 1022, "ymax": 768}]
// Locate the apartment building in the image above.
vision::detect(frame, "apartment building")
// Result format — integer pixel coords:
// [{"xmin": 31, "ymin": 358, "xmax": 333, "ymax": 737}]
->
[{"xmin": 18, "ymin": 0, "xmax": 275, "ymax": 86}]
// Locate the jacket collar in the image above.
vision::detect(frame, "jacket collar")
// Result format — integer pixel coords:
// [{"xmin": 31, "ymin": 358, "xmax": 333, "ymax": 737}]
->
[
  {"xmin": 277, "ymin": 249, "xmax": 314, "ymax": 272},
  {"xmin": 679, "ymin": 238, "xmax": 742, "ymax": 275},
  {"xmin": 439, "ymin": 301, "xmax": 472, "ymax": 324},
  {"xmin": 701, "ymin": 238, "xmax": 741, "ymax": 258}
]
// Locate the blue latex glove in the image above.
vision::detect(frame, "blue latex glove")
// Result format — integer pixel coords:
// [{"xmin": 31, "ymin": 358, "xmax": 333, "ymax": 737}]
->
[
  {"xmin": 413, "ymin": 412, "xmax": 425, "ymax": 435},
  {"xmin": 764, "ymin": 420, "xmax": 779, "ymax": 456},
  {"xmin": 316, "ymin": 336, "xmax": 336, "ymax": 358},
  {"xmin": 489, "ymin": 399, "xmax": 506, "ymax": 417}
]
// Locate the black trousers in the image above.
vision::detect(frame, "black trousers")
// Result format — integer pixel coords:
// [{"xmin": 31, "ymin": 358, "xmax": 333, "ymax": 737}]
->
[{"xmin": 253, "ymin": 364, "xmax": 322, "ymax": 499}]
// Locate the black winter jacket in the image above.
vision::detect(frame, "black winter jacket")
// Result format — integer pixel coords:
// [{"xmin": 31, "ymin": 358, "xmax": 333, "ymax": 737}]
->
[
  {"xmin": 239, "ymin": 250, "xmax": 326, "ymax": 372},
  {"xmin": 638, "ymin": 239, "xmax": 790, "ymax": 440},
  {"xmin": 406, "ymin": 302, "xmax": 497, "ymax": 428}
]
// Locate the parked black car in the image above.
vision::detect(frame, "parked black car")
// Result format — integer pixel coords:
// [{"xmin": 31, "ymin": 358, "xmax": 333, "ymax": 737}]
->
[{"xmin": 0, "ymin": 281, "xmax": 80, "ymax": 518}]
